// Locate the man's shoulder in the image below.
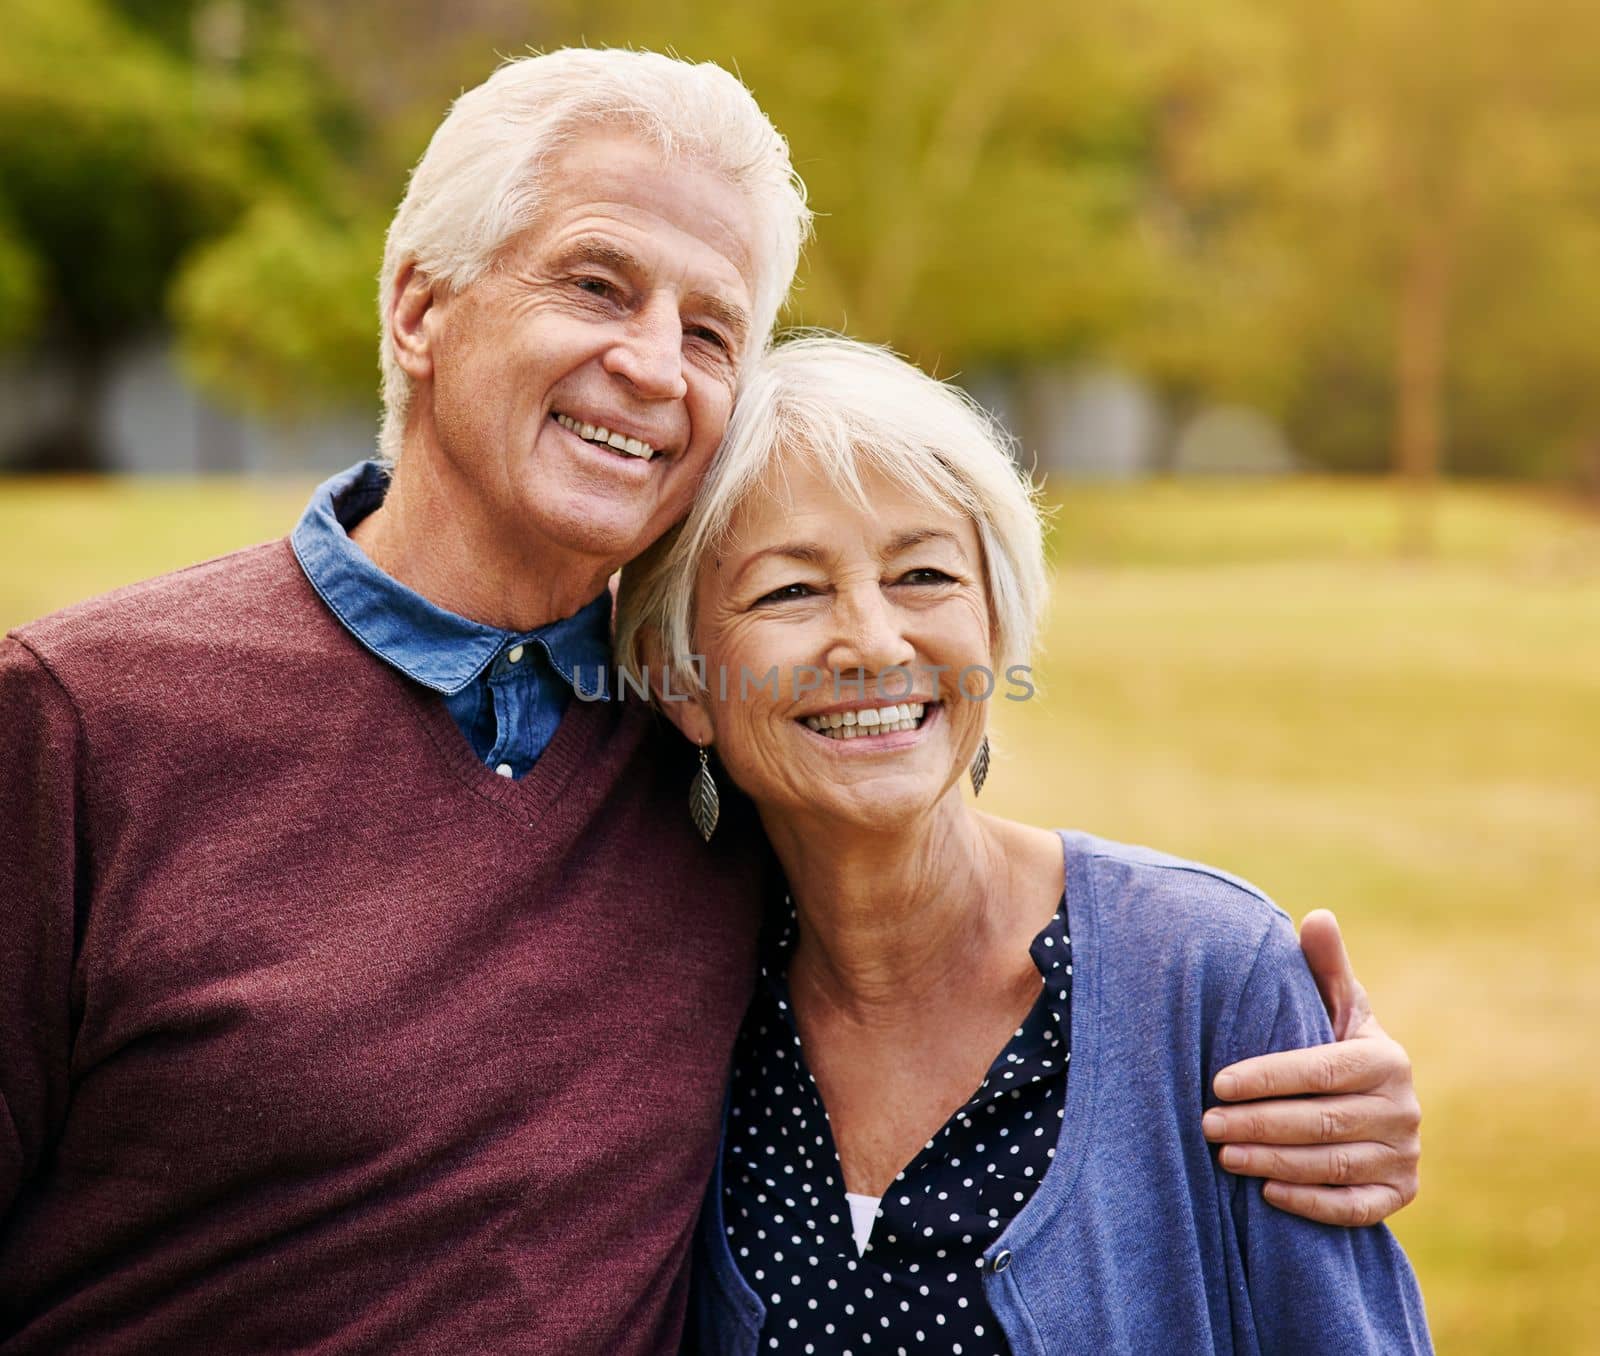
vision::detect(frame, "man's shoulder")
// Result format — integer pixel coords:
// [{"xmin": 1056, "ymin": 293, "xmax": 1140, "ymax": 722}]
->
[
  {"xmin": 10, "ymin": 539, "xmax": 316, "ymax": 674},
  {"xmin": 6, "ymin": 534, "xmax": 340, "ymax": 693},
  {"xmin": 1062, "ymin": 829, "xmax": 1294, "ymax": 979}
]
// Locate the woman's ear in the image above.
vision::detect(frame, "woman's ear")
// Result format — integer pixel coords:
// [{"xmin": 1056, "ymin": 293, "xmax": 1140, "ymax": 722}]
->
[
  {"xmin": 640, "ymin": 631, "xmax": 716, "ymax": 749},
  {"xmin": 658, "ymin": 689, "xmax": 715, "ymax": 748}
]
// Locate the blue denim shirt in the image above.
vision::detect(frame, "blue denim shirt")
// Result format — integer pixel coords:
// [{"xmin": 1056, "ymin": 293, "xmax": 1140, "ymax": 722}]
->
[{"xmin": 290, "ymin": 461, "xmax": 612, "ymax": 779}]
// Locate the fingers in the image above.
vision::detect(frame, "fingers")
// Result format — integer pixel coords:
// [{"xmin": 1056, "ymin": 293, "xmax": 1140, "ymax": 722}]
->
[
  {"xmin": 1213, "ymin": 1035, "xmax": 1410, "ymax": 1101},
  {"xmin": 1260, "ymin": 1181, "xmax": 1409, "ymax": 1228},
  {"xmin": 1212, "ymin": 1140, "xmax": 1418, "ymax": 1194},
  {"xmin": 1298, "ymin": 909, "xmax": 1372, "ymax": 1040},
  {"xmin": 1202, "ymin": 1095, "xmax": 1413, "ymax": 1147}
]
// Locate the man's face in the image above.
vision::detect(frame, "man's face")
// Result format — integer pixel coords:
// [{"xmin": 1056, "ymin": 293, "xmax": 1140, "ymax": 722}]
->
[{"xmin": 414, "ymin": 131, "xmax": 758, "ymax": 569}]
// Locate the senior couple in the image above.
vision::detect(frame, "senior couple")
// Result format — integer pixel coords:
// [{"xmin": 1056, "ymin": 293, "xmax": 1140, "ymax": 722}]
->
[{"xmin": 0, "ymin": 48, "xmax": 1428, "ymax": 1354}]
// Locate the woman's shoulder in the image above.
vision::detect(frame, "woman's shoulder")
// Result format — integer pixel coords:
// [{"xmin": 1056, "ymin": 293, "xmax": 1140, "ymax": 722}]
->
[
  {"xmin": 1057, "ymin": 829, "xmax": 1305, "ymax": 1011},
  {"xmin": 1057, "ymin": 828, "xmax": 1333, "ymax": 1065}
]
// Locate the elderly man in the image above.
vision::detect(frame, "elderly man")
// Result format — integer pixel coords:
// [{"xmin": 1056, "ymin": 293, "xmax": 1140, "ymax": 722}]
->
[{"xmin": 0, "ymin": 49, "xmax": 1418, "ymax": 1354}]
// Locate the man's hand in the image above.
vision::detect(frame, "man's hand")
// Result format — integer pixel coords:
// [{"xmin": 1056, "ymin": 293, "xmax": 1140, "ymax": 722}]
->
[{"xmin": 1201, "ymin": 910, "xmax": 1422, "ymax": 1227}]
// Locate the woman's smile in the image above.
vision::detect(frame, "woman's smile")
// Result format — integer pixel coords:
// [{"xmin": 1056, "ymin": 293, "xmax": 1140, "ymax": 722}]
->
[{"xmin": 795, "ymin": 698, "xmax": 940, "ymax": 749}]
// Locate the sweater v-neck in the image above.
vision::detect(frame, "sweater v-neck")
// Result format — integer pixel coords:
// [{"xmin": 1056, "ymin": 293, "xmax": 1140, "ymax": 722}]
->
[{"xmin": 405, "ymin": 666, "xmax": 622, "ymax": 828}]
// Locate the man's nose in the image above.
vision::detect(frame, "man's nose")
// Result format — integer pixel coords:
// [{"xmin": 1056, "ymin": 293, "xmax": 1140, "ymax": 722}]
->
[
  {"xmin": 603, "ymin": 293, "xmax": 689, "ymax": 401},
  {"xmin": 826, "ymin": 587, "xmax": 917, "ymax": 689}
]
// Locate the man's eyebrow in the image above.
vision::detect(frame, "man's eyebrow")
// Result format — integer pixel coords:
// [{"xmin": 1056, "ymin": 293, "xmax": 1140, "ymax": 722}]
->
[
  {"xmin": 691, "ymin": 293, "xmax": 751, "ymax": 345},
  {"xmin": 555, "ymin": 238, "xmax": 644, "ymax": 274},
  {"xmin": 551, "ymin": 238, "xmax": 750, "ymax": 341}
]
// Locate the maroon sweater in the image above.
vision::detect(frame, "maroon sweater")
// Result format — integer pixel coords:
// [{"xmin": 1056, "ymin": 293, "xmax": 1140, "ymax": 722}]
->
[{"xmin": 0, "ymin": 541, "xmax": 763, "ymax": 1353}]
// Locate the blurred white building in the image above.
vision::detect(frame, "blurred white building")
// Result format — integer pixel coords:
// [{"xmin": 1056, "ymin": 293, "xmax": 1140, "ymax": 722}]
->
[{"xmin": 1, "ymin": 344, "xmax": 1297, "ymax": 481}]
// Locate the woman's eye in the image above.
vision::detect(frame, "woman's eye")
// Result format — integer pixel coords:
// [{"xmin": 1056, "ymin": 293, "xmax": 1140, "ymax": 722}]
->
[
  {"xmin": 899, "ymin": 568, "xmax": 956, "ymax": 586},
  {"xmin": 755, "ymin": 583, "xmax": 815, "ymax": 606}
]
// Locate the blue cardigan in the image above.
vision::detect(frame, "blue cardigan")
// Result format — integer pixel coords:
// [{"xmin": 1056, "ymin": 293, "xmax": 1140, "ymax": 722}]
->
[{"xmin": 689, "ymin": 831, "xmax": 1432, "ymax": 1354}]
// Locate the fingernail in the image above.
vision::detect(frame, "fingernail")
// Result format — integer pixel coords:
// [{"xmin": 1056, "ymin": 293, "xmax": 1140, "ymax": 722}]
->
[
  {"xmin": 1215, "ymin": 1072, "xmax": 1238, "ymax": 1100},
  {"xmin": 1202, "ymin": 1111, "xmax": 1225, "ymax": 1139},
  {"xmin": 1219, "ymin": 1146, "xmax": 1245, "ymax": 1170}
]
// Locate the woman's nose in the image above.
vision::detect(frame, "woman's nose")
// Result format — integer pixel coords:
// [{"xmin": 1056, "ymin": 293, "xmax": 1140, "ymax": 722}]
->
[{"xmin": 826, "ymin": 588, "xmax": 917, "ymax": 686}]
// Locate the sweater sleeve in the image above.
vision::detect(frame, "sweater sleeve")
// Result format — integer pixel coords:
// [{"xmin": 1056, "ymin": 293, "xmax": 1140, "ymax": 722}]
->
[
  {"xmin": 0, "ymin": 637, "xmax": 82, "ymax": 1218},
  {"xmin": 1221, "ymin": 918, "xmax": 1433, "ymax": 1354}
]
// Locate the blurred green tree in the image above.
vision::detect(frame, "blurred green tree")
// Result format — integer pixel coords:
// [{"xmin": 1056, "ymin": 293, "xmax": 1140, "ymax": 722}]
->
[
  {"xmin": 556, "ymin": 0, "xmax": 1170, "ymax": 373},
  {"xmin": 1134, "ymin": 0, "xmax": 1600, "ymax": 517},
  {"xmin": 8, "ymin": 0, "xmax": 1594, "ymax": 494},
  {"xmin": 0, "ymin": 0, "xmax": 355, "ymax": 467}
]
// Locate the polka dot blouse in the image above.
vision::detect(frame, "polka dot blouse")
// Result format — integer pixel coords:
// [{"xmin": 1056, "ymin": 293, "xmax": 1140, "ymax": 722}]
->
[{"xmin": 722, "ymin": 895, "xmax": 1072, "ymax": 1355}]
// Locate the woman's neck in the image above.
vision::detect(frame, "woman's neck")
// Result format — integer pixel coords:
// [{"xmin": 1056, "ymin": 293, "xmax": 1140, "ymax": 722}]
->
[{"xmin": 763, "ymin": 800, "xmax": 1052, "ymax": 1023}]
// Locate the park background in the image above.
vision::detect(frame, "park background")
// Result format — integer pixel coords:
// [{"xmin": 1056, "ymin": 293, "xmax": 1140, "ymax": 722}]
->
[{"xmin": 2, "ymin": 1, "xmax": 1597, "ymax": 1349}]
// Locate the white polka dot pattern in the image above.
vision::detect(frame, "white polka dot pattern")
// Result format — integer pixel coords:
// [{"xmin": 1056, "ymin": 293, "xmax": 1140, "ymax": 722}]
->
[{"xmin": 723, "ymin": 895, "xmax": 1072, "ymax": 1355}]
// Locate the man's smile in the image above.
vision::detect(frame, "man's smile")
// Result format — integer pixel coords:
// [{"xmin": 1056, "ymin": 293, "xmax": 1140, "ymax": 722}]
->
[{"xmin": 553, "ymin": 411, "xmax": 664, "ymax": 461}]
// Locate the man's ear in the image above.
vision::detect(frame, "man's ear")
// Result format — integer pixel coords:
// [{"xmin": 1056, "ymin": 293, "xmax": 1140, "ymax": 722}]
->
[{"xmin": 389, "ymin": 261, "xmax": 438, "ymax": 382}]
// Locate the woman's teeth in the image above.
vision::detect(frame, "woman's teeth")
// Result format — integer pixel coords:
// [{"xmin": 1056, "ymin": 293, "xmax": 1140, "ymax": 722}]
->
[
  {"xmin": 554, "ymin": 412, "xmax": 657, "ymax": 460},
  {"xmin": 803, "ymin": 702, "xmax": 927, "ymax": 740}
]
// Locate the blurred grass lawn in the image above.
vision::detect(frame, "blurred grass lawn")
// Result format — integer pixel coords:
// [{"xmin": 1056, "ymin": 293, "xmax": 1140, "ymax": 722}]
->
[{"xmin": 4, "ymin": 475, "xmax": 1600, "ymax": 1351}]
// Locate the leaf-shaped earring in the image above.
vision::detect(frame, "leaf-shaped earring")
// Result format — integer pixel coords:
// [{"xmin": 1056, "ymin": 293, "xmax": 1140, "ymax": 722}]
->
[
  {"xmin": 689, "ymin": 745, "xmax": 720, "ymax": 842},
  {"xmin": 969, "ymin": 734, "xmax": 992, "ymax": 797}
]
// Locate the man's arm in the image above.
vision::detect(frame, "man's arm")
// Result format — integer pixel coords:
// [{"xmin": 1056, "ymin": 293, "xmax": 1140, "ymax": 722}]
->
[
  {"xmin": 1202, "ymin": 910, "xmax": 1422, "ymax": 1227},
  {"xmin": 0, "ymin": 637, "xmax": 82, "ymax": 1216},
  {"xmin": 1220, "ymin": 918, "xmax": 1432, "ymax": 1353}
]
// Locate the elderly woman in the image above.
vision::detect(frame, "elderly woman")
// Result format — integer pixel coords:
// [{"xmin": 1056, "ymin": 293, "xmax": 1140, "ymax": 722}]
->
[{"xmin": 617, "ymin": 337, "xmax": 1430, "ymax": 1354}]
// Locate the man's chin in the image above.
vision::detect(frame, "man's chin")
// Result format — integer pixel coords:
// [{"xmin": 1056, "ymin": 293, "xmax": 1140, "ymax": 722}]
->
[{"xmin": 530, "ymin": 502, "xmax": 673, "ymax": 570}]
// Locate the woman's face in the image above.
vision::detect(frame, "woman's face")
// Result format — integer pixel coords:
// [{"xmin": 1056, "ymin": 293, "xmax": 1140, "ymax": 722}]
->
[{"xmin": 685, "ymin": 456, "xmax": 994, "ymax": 833}]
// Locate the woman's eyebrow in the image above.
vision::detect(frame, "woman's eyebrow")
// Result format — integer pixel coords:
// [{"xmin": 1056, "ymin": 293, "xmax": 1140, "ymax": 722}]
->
[
  {"xmin": 884, "ymin": 528, "xmax": 963, "ymax": 556},
  {"xmin": 733, "ymin": 542, "xmax": 827, "ymax": 586}
]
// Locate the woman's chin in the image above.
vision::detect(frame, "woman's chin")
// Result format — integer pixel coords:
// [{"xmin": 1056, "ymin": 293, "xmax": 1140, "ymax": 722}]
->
[{"xmin": 767, "ymin": 772, "xmax": 961, "ymax": 836}]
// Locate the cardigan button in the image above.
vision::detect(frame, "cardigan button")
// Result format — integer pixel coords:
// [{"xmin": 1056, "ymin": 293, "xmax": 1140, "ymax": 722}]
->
[{"xmin": 990, "ymin": 1249, "xmax": 1013, "ymax": 1274}]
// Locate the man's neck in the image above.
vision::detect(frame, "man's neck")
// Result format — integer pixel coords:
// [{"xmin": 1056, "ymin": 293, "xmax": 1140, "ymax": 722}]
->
[{"xmin": 349, "ymin": 458, "xmax": 613, "ymax": 632}]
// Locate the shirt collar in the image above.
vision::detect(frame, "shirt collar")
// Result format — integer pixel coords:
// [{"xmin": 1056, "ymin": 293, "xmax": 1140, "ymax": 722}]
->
[{"xmin": 291, "ymin": 460, "xmax": 612, "ymax": 697}]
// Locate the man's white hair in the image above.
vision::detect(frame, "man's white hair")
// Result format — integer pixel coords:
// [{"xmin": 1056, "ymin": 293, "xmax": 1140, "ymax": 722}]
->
[
  {"xmin": 378, "ymin": 48, "xmax": 811, "ymax": 463},
  {"xmin": 615, "ymin": 334, "xmax": 1049, "ymax": 695}
]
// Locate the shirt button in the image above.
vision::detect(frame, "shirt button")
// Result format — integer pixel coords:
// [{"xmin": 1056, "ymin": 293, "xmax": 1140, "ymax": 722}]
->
[
  {"xmin": 990, "ymin": 1250, "xmax": 1013, "ymax": 1275},
  {"xmin": 495, "ymin": 763, "xmax": 514, "ymax": 778},
  {"xmin": 507, "ymin": 645, "xmax": 525, "ymax": 664}
]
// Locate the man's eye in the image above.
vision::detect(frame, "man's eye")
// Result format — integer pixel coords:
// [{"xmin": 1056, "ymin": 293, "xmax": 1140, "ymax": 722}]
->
[
  {"xmin": 755, "ymin": 583, "xmax": 815, "ymax": 605},
  {"xmin": 687, "ymin": 325, "xmax": 730, "ymax": 353},
  {"xmin": 575, "ymin": 277, "xmax": 616, "ymax": 298},
  {"xmin": 899, "ymin": 568, "xmax": 956, "ymax": 586}
]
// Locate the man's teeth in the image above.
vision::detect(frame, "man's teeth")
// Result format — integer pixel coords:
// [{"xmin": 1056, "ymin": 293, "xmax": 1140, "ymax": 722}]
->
[
  {"xmin": 803, "ymin": 702, "xmax": 927, "ymax": 739},
  {"xmin": 554, "ymin": 412, "xmax": 656, "ymax": 460}
]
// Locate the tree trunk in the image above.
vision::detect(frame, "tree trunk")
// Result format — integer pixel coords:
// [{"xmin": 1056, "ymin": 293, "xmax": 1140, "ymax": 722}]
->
[
  {"xmin": 14, "ymin": 342, "xmax": 112, "ymax": 472},
  {"xmin": 1392, "ymin": 223, "xmax": 1452, "ymax": 555}
]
